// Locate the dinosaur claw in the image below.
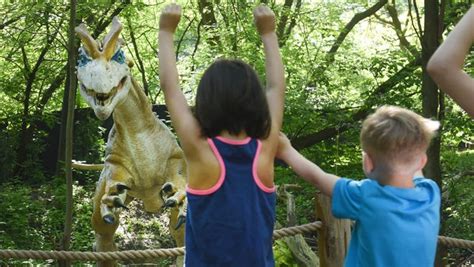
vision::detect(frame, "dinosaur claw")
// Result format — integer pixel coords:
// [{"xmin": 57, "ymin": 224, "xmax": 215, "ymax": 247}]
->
[
  {"xmin": 116, "ymin": 183, "xmax": 131, "ymax": 193},
  {"xmin": 161, "ymin": 182, "xmax": 174, "ymax": 194},
  {"xmin": 164, "ymin": 199, "xmax": 177, "ymax": 208},
  {"xmin": 113, "ymin": 197, "xmax": 128, "ymax": 210},
  {"xmin": 103, "ymin": 214, "xmax": 115, "ymax": 224},
  {"xmin": 175, "ymin": 215, "xmax": 185, "ymax": 230}
]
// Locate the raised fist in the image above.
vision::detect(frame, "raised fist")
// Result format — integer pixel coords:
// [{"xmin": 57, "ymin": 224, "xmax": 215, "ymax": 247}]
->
[
  {"xmin": 253, "ymin": 4, "xmax": 276, "ymax": 36},
  {"xmin": 159, "ymin": 4, "xmax": 181, "ymax": 33}
]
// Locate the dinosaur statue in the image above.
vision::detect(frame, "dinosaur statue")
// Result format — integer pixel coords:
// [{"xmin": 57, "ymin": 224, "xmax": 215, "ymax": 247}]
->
[{"xmin": 75, "ymin": 17, "xmax": 186, "ymax": 267}]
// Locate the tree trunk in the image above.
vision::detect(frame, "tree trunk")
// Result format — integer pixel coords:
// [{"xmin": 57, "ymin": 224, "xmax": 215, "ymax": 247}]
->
[
  {"xmin": 421, "ymin": 1, "xmax": 445, "ymax": 266},
  {"xmin": 15, "ymin": 13, "xmax": 64, "ymax": 179},
  {"xmin": 198, "ymin": 0, "xmax": 219, "ymax": 47},
  {"xmin": 59, "ymin": 1, "xmax": 77, "ymax": 266},
  {"xmin": 56, "ymin": 72, "xmax": 70, "ymax": 176}
]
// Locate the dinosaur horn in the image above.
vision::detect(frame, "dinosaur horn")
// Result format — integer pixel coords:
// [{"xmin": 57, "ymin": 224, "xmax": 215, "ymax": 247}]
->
[
  {"xmin": 75, "ymin": 23, "xmax": 101, "ymax": 59},
  {"xmin": 103, "ymin": 16, "xmax": 123, "ymax": 61}
]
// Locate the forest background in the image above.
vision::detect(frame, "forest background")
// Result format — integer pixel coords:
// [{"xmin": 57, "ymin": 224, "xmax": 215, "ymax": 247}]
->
[{"xmin": 0, "ymin": 0, "xmax": 472, "ymax": 266}]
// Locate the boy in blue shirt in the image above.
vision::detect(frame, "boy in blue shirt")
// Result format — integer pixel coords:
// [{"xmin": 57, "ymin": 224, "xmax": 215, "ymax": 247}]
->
[{"xmin": 277, "ymin": 105, "xmax": 441, "ymax": 266}]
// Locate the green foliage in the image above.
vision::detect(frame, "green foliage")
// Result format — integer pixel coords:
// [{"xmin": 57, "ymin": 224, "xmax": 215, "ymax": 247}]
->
[
  {"xmin": 0, "ymin": 181, "xmax": 63, "ymax": 251},
  {"xmin": 273, "ymin": 240, "xmax": 298, "ymax": 267},
  {"xmin": 441, "ymin": 150, "xmax": 474, "ymax": 265},
  {"xmin": 72, "ymin": 111, "xmax": 105, "ymax": 164},
  {"xmin": 0, "ymin": 117, "xmax": 19, "ymax": 181},
  {"xmin": 0, "ymin": 113, "xmax": 52, "ymax": 183},
  {"xmin": 70, "ymin": 184, "xmax": 95, "ymax": 251}
]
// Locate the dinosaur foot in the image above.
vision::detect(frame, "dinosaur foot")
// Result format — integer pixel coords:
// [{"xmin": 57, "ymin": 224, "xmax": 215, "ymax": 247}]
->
[
  {"xmin": 100, "ymin": 183, "xmax": 130, "ymax": 224},
  {"xmin": 160, "ymin": 182, "xmax": 187, "ymax": 229}
]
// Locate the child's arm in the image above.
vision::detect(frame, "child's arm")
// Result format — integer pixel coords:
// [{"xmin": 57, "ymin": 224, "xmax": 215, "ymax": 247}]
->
[
  {"xmin": 254, "ymin": 5, "xmax": 286, "ymax": 132},
  {"xmin": 159, "ymin": 4, "xmax": 201, "ymax": 150},
  {"xmin": 277, "ymin": 133, "xmax": 340, "ymax": 197},
  {"xmin": 427, "ymin": 7, "xmax": 474, "ymax": 118}
]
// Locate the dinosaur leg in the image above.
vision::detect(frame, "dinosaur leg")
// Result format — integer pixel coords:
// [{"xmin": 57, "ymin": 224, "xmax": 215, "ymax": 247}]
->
[
  {"xmin": 170, "ymin": 207, "xmax": 185, "ymax": 267},
  {"xmin": 160, "ymin": 182, "xmax": 187, "ymax": 228},
  {"xmin": 92, "ymin": 177, "xmax": 118, "ymax": 267},
  {"xmin": 92, "ymin": 165, "xmax": 131, "ymax": 267},
  {"xmin": 162, "ymin": 150, "xmax": 187, "ymax": 267},
  {"xmin": 161, "ymin": 148, "xmax": 187, "ymax": 227}
]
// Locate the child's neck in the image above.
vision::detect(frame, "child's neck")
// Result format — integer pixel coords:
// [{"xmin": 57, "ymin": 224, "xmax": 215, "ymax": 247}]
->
[
  {"xmin": 371, "ymin": 169, "xmax": 416, "ymax": 188},
  {"xmin": 220, "ymin": 130, "xmax": 248, "ymax": 140},
  {"xmin": 383, "ymin": 176, "xmax": 415, "ymax": 188}
]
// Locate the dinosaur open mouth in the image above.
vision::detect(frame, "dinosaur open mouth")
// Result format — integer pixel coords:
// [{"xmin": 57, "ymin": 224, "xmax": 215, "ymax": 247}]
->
[{"xmin": 81, "ymin": 76, "xmax": 127, "ymax": 106}]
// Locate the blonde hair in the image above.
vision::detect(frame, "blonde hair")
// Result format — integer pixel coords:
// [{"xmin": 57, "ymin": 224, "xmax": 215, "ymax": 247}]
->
[{"xmin": 360, "ymin": 105, "xmax": 439, "ymax": 164}]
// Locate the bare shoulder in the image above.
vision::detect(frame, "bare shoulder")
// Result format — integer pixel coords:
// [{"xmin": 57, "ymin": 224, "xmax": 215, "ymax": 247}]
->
[
  {"xmin": 181, "ymin": 135, "xmax": 211, "ymax": 163},
  {"xmin": 184, "ymin": 136, "xmax": 221, "ymax": 190},
  {"xmin": 259, "ymin": 133, "xmax": 278, "ymax": 156},
  {"xmin": 256, "ymin": 134, "xmax": 279, "ymax": 188}
]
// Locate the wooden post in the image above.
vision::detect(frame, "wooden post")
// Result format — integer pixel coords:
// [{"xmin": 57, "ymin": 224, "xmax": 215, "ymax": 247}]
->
[
  {"xmin": 60, "ymin": 1, "xmax": 77, "ymax": 266},
  {"xmin": 280, "ymin": 185, "xmax": 319, "ymax": 267},
  {"xmin": 316, "ymin": 192, "xmax": 351, "ymax": 267},
  {"xmin": 275, "ymin": 219, "xmax": 320, "ymax": 267}
]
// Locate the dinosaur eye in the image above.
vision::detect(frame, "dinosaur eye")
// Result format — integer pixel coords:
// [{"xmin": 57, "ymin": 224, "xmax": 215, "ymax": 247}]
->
[
  {"xmin": 87, "ymin": 89, "xmax": 95, "ymax": 96},
  {"xmin": 77, "ymin": 48, "xmax": 92, "ymax": 67},
  {"xmin": 111, "ymin": 49, "xmax": 126, "ymax": 64}
]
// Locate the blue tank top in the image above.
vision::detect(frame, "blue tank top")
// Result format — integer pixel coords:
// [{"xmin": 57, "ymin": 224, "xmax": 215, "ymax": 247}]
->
[{"xmin": 185, "ymin": 136, "xmax": 276, "ymax": 267}]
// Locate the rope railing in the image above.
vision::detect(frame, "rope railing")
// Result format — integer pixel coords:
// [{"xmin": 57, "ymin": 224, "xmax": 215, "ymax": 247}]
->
[
  {"xmin": 0, "ymin": 222, "xmax": 321, "ymax": 262},
  {"xmin": 0, "ymin": 248, "xmax": 185, "ymax": 262},
  {"xmin": 273, "ymin": 221, "xmax": 322, "ymax": 240},
  {"xmin": 438, "ymin": 236, "xmax": 474, "ymax": 249},
  {"xmin": 0, "ymin": 221, "xmax": 472, "ymax": 262}
]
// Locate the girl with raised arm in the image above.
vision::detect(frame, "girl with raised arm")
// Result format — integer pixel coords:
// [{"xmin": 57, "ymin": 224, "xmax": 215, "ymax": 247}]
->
[{"xmin": 159, "ymin": 4, "xmax": 285, "ymax": 266}]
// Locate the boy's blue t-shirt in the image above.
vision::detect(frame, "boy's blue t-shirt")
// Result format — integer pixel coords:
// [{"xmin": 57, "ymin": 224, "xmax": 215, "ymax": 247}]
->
[{"xmin": 332, "ymin": 177, "xmax": 440, "ymax": 267}]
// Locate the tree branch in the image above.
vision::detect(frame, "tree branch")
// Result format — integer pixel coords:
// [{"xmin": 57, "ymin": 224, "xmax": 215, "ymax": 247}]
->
[
  {"xmin": 276, "ymin": 0, "xmax": 294, "ymax": 46},
  {"xmin": 0, "ymin": 15, "xmax": 23, "ymax": 30},
  {"xmin": 92, "ymin": 1, "xmax": 131, "ymax": 39},
  {"xmin": 36, "ymin": 66, "xmax": 67, "ymax": 113},
  {"xmin": 411, "ymin": 0, "xmax": 423, "ymax": 45},
  {"xmin": 191, "ymin": 19, "xmax": 203, "ymax": 71},
  {"xmin": 284, "ymin": 0, "xmax": 302, "ymax": 40},
  {"xmin": 309, "ymin": 0, "xmax": 388, "ymax": 83},
  {"xmin": 292, "ymin": 56, "xmax": 421, "ymax": 150},
  {"xmin": 126, "ymin": 17, "xmax": 149, "ymax": 96},
  {"xmin": 176, "ymin": 16, "xmax": 195, "ymax": 59},
  {"xmin": 23, "ymin": 16, "xmax": 63, "ymax": 115},
  {"xmin": 385, "ymin": 3, "xmax": 418, "ymax": 56},
  {"xmin": 325, "ymin": 0, "xmax": 388, "ymax": 65}
]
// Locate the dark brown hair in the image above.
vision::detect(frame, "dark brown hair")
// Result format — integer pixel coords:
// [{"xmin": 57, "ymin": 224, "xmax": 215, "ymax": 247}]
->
[{"xmin": 194, "ymin": 59, "xmax": 271, "ymax": 138}]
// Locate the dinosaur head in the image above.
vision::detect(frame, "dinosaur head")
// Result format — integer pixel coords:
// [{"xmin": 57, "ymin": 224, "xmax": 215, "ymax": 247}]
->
[{"xmin": 75, "ymin": 17, "xmax": 131, "ymax": 121}]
